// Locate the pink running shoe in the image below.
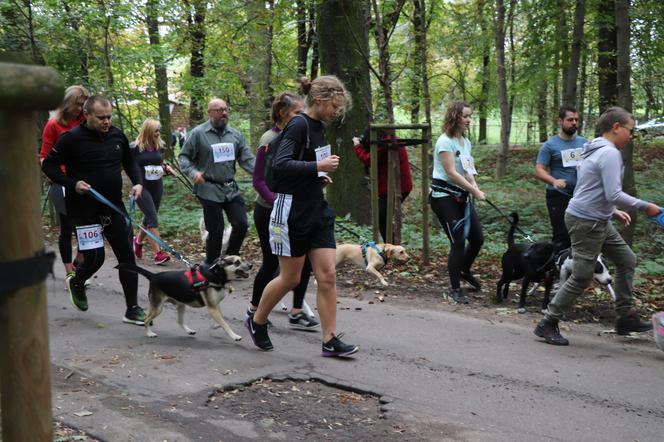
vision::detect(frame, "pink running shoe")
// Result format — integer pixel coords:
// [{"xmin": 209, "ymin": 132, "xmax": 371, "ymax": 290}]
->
[
  {"xmin": 133, "ymin": 237, "xmax": 143, "ymax": 259},
  {"xmin": 154, "ymin": 250, "xmax": 170, "ymax": 265},
  {"xmin": 653, "ymin": 312, "xmax": 664, "ymax": 352}
]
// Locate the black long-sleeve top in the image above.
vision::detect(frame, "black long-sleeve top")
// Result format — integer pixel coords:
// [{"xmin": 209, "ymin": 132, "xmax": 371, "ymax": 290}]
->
[
  {"xmin": 42, "ymin": 122, "xmax": 142, "ymax": 219},
  {"xmin": 272, "ymin": 113, "xmax": 327, "ymax": 198}
]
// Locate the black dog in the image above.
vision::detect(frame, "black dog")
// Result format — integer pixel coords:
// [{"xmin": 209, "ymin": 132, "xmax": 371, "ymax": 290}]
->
[
  {"xmin": 496, "ymin": 213, "xmax": 557, "ymax": 313},
  {"xmin": 117, "ymin": 256, "xmax": 251, "ymax": 340}
]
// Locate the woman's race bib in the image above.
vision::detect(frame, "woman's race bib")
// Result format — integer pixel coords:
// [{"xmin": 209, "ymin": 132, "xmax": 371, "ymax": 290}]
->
[
  {"xmin": 212, "ymin": 142, "xmax": 235, "ymax": 163},
  {"xmin": 460, "ymin": 154, "xmax": 478, "ymax": 175},
  {"xmin": 315, "ymin": 145, "xmax": 332, "ymax": 177},
  {"xmin": 561, "ymin": 148, "xmax": 583, "ymax": 167},
  {"xmin": 144, "ymin": 165, "xmax": 164, "ymax": 180},
  {"xmin": 76, "ymin": 224, "xmax": 104, "ymax": 250}
]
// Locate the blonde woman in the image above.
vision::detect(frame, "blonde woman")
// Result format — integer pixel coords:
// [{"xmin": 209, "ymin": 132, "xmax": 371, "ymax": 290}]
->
[
  {"xmin": 247, "ymin": 75, "xmax": 358, "ymax": 357},
  {"xmin": 40, "ymin": 85, "xmax": 89, "ymax": 278},
  {"xmin": 131, "ymin": 119, "xmax": 175, "ymax": 264}
]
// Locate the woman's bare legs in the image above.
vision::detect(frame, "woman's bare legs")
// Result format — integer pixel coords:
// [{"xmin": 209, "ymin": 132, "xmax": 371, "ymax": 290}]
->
[
  {"xmin": 253, "ymin": 255, "xmax": 305, "ymax": 324},
  {"xmin": 307, "ymin": 247, "xmax": 337, "ymax": 342}
]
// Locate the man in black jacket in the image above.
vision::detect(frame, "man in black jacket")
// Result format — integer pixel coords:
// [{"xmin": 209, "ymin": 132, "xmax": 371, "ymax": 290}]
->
[{"xmin": 43, "ymin": 95, "xmax": 147, "ymax": 324}]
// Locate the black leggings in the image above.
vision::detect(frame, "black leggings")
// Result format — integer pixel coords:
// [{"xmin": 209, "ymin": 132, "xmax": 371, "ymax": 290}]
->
[
  {"xmin": 199, "ymin": 195, "xmax": 248, "ymax": 261},
  {"xmin": 58, "ymin": 212, "xmax": 76, "ymax": 264},
  {"xmin": 430, "ymin": 196, "xmax": 484, "ymax": 290},
  {"xmin": 73, "ymin": 210, "xmax": 138, "ymax": 308},
  {"xmin": 545, "ymin": 189, "xmax": 572, "ymax": 251},
  {"xmin": 252, "ymin": 202, "xmax": 311, "ymax": 309}
]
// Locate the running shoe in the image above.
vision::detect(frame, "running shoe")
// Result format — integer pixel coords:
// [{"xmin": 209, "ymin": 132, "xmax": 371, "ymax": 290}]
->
[
  {"xmin": 245, "ymin": 307, "xmax": 273, "ymax": 327},
  {"xmin": 123, "ymin": 305, "xmax": 146, "ymax": 325},
  {"xmin": 460, "ymin": 271, "xmax": 481, "ymax": 291},
  {"xmin": 288, "ymin": 311, "xmax": 320, "ymax": 331},
  {"xmin": 322, "ymin": 334, "xmax": 358, "ymax": 357},
  {"xmin": 154, "ymin": 250, "xmax": 170, "ymax": 265},
  {"xmin": 448, "ymin": 288, "xmax": 469, "ymax": 304},
  {"xmin": 133, "ymin": 237, "xmax": 143, "ymax": 259},
  {"xmin": 66, "ymin": 273, "xmax": 88, "ymax": 312},
  {"xmin": 245, "ymin": 317, "xmax": 273, "ymax": 351}
]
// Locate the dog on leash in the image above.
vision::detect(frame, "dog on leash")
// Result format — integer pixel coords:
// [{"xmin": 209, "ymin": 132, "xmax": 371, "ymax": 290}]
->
[
  {"xmin": 335, "ymin": 242, "xmax": 410, "ymax": 286},
  {"xmin": 496, "ymin": 213, "xmax": 557, "ymax": 313},
  {"xmin": 556, "ymin": 248, "xmax": 612, "ymax": 287},
  {"xmin": 117, "ymin": 256, "xmax": 251, "ymax": 340}
]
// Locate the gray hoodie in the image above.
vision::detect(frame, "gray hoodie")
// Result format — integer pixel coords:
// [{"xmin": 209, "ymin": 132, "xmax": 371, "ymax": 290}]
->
[{"xmin": 566, "ymin": 137, "xmax": 647, "ymax": 221}]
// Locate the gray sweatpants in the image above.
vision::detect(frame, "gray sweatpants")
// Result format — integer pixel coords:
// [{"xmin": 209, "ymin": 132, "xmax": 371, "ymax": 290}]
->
[{"xmin": 545, "ymin": 213, "xmax": 636, "ymax": 321}]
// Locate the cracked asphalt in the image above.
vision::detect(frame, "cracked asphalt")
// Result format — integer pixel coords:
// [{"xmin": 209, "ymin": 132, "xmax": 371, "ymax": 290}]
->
[{"xmin": 44, "ymin": 249, "xmax": 664, "ymax": 441}]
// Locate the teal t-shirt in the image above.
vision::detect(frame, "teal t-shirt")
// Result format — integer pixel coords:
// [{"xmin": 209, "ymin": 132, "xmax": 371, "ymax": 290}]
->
[{"xmin": 431, "ymin": 133, "xmax": 472, "ymax": 198}]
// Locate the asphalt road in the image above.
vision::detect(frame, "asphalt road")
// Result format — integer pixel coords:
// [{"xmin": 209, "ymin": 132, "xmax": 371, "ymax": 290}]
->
[{"xmin": 44, "ymin": 252, "xmax": 664, "ymax": 441}]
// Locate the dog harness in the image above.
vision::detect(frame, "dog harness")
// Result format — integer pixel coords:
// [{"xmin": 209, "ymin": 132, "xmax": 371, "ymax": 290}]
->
[
  {"xmin": 184, "ymin": 265, "xmax": 209, "ymax": 292},
  {"xmin": 361, "ymin": 241, "xmax": 388, "ymax": 267}
]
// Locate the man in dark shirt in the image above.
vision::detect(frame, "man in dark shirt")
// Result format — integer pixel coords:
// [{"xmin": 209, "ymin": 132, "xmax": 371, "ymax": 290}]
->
[{"xmin": 42, "ymin": 95, "xmax": 147, "ymax": 325}]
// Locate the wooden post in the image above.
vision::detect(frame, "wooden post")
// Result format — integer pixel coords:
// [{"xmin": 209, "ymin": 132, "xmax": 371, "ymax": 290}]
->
[
  {"xmin": 421, "ymin": 124, "xmax": 431, "ymax": 266},
  {"xmin": 0, "ymin": 60, "xmax": 64, "ymax": 441}
]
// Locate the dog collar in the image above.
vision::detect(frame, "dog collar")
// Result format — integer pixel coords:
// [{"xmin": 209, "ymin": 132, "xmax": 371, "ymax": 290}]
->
[{"xmin": 361, "ymin": 241, "xmax": 388, "ymax": 267}]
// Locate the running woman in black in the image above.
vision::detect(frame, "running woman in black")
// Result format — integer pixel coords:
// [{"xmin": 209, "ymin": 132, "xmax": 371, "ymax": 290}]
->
[
  {"xmin": 430, "ymin": 101, "xmax": 486, "ymax": 304},
  {"xmin": 246, "ymin": 75, "xmax": 359, "ymax": 357},
  {"xmin": 130, "ymin": 118, "xmax": 176, "ymax": 265},
  {"xmin": 249, "ymin": 92, "xmax": 319, "ymax": 330}
]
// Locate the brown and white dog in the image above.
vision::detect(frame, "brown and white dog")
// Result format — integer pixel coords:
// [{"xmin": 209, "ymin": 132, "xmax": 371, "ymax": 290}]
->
[
  {"xmin": 335, "ymin": 242, "xmax": 410, "ymax": 286},
  {"xmin": 117, "ymin": 256, "xmax": 251, "ymax": 340}
]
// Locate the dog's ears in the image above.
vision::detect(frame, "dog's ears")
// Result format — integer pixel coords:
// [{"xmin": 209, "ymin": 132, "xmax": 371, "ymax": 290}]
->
[{"xmin": 385, "ymin": 247, "xmax": 394, "ymax": 258}]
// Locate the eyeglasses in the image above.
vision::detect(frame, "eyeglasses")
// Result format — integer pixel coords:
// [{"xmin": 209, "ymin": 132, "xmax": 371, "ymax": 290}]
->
[
  {"xmin": 621, "ymin": 125, "xmax": 635, "ymax": 136},
  {"xmin": 209, "ymin": 107, "xmax": 229, "ymax": 113}
]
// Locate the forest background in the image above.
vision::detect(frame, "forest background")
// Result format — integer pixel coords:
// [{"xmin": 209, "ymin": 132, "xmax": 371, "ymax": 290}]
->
[{"xmin": 3, "ymin": 0, "xmax": 664, "ymax": 307}]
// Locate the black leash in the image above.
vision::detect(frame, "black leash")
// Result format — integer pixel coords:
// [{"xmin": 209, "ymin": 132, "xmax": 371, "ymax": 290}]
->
[{"xmin": 484, "ymin": 198, "xmax": 535, "ymax": 243}]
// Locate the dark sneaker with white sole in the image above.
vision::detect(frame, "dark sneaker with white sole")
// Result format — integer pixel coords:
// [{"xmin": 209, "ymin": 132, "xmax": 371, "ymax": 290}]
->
[
  {"xmin": 615, "ymin": 313, "xmax": 653, "ymax": 335},
  {"xmin": 245, "ymin": 317, "xmax": 273, "ymax": 351},
  {"xmin": 448, "ymin": 288, "xmax": 469, "ymax": 304},
  {"xmin": 123, "ymin": 305, "xmax": 146, "ymax": 325},
  {"xmin": 460, "ymin": 271, "xmax": 481, "ymax": 291},
  {"xmin": 66, "ymin": 273, "xmax": 88, "ymax": 311},
  {"xmin": 321, "ymin": 334, "xmax": 358, "ymax": 357},
  {"xmin": 288, "ymin": 312, "xmax": 320, "ymax": 331},
  {"xmin": 534, "ymin": 318, "xmax": 569, "ymax": 346}
]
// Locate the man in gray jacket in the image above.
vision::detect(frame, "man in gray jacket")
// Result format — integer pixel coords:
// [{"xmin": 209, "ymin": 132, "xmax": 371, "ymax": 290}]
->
[
  {"xmin": 179, "ymin": 98, "xmax": 255, "ymax": 263},
  {"xmin": 534, "ymin": 107, "xmax": 661, "ymax": 346}
]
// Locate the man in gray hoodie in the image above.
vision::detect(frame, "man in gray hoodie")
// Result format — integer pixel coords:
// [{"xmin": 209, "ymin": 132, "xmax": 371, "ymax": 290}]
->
[{"xmin": 534, "ymin": 107, "xmax": 661, "ymax": 346}]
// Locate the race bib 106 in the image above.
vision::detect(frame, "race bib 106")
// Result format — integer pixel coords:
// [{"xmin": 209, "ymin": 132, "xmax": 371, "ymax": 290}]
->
[
  {"xmin": 144, "ymin": 165, "xmax": 164, "ymax": 181},
  {"xmin": 561, "ymin": 148, "xmax": 583, "ymax": 167},
  {"xmin": 211, "ymin": 143, "xmax": 235, "ymax": 163},
  {"xmin": 315, "ymin": 145, "xmax": 332, "ymax": 177},
  {"xmin": 76, "ymin": 224, "xmax": 104, "ymax": 250}
]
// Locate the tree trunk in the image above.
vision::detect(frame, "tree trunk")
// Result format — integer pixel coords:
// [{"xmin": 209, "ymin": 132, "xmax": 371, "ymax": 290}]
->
[
  {"xmin": 61, "ymin": 0, "xmax": 90, "ymax": 83},
  {"xmin": 410, "ymin": 0, "xmax": 424, "ymax": 124},
  {"xmin": 494, "ymin": 0, "xmax": 510, "ymax": 178},
  {"xmin": 537, "ymin": 81, "xmax": 548, "ymax": 142},
  {"xmin": 597, "ymin": 0, "xmax": 617, "ymax": 114},
  {"xmin": 479, "ymin": 0, "xmax": 491, "ymax": 145},
  {"xmin": 187, "ymin": 0, "xmax": 206, "ymax": 126},
  {"xmin": 578, "ymin": 47, "xmax": 588, "ymax": 133},
  {"xmin": 309, "ymin": 1, "xmax": 319, "ymax": 79},
  {"xmin": 318, "ymin": 0, "xmax": 372, "ymax": 225},
  {"xmin": 615, "ymin": 0, "xmax": 636, "ymax": 245},
  {"xmin": 297, "ymin": 0, "xmax": 309, "ymax": 77},
  {"xmin": 563, "ymin": 0, "xmax": 585, "ymax": 108},
  {"xmin": 146, "ymin": 0, "xmax": 172, "ymax": 159},
  {"xmin": 246, "ymin": 0, "xmax": 275, "ymax": 149}
]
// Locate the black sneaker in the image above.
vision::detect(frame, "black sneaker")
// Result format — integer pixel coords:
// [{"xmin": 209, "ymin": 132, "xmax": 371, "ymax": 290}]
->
[
  {"xmin": 448, "ymin": 288, "xmax": 469, "ymax": 304},
  {"xmin": 615, "ymin": 313, "xmax": 653, "ymax": 335},
  {"xmin": 245, "ymin": 317, "xmax": 273, "ymax": 351},
  {"xmin": 534, "ymin": 318, "xmax": 569, "ymax": 346},
  {"xmin": 321, "ymin": 334, "xmax": 358, "ymax": 357},
  {"xmin": 460, "ymin": 271, "xmax": 481, "ymax": 291},
  {"xmin": 123, "ymin": 305, "xmax": 146, "ymax": 325},
  {"xmin": 245, "ymin": 307, "xmax": 273, "ymax": 327},
  {"xmin": 66, "ymin": 274, "xmax": 88, "ymax": 312},
  {"xmin": 288, "ymin": 312, "xmax": 320, "ymax": 331}
]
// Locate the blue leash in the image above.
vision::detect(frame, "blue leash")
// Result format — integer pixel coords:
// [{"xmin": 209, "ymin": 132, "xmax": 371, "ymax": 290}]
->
[
  {"xmin": 450, "ymin": 199, "xmax": 472, "ymax": 241},
  {"xmin": 87, "ymin": 187, "xmax": 191, "ymax": 266}
]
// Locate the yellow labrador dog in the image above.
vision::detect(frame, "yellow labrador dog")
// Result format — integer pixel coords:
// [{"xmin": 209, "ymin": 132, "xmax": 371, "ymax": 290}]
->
[{"xmin": 335, "ymin": 242, "xmax": 409, "ymax": 286}]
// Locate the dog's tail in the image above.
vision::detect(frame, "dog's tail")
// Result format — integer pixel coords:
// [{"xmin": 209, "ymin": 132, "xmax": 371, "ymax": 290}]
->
[
  {"xmin": 116, "ymin": 263, "xmax": 155, "ymax": 280},
  {"xmin": 507, "ymin": 212, "xmax": 519, "ymax": 247}
]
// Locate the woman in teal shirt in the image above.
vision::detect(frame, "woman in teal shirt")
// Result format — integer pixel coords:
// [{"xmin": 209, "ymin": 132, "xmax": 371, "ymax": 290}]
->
[{"xmin": 430, "ymin": 101, "xmax": 486, "ymax": 304}]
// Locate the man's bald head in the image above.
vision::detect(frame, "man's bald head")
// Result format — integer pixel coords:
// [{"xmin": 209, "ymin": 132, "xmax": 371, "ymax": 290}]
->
[{"xmin": 207, "ymin": 98, "xmax": 229, "ymax": 129}]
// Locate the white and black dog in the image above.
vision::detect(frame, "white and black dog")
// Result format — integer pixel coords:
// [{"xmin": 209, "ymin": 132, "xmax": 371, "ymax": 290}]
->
[
  {"xmin": 117, "ymin": 256, "xmax": 251, "ymax": 340},
  {"xmin": 555, "ymin": 248, "xmax": 614, "ymax": 297}
]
